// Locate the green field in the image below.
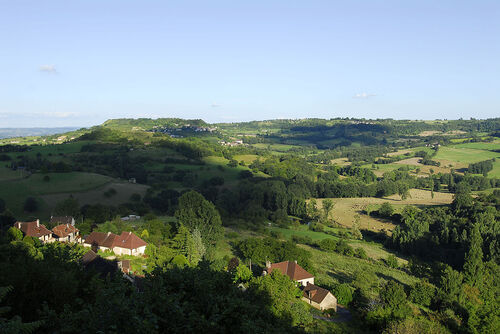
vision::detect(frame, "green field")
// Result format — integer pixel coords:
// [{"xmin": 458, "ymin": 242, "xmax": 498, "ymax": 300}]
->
[
  {"xmin": 435, "ymin": 141, "xmax": 500, "ymax": 177},
  {"xmin": 305, "ymin": 245, "xmax": 418, "ymax": 290},
  {"xmin": 268, "ymin": 225, "xmax": 406, "ymax": 262},
  {"xmin": 0, "ymin": 172, "xmax": 113, "ymax": 218}
]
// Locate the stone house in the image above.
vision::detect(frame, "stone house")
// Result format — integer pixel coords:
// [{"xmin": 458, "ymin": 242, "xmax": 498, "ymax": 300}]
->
[
  {"xmin": 263, "ymin": 260, "xmax": 314, "ymax": 286},
  {"xmin": 302, "ymin": 283, "xmax": 338, "ymax": 311},
  {"xmin": 52, "ymin": 224, "xmax": 79, "ymax": 243},
  {"xmin": 83, "ymin": 231, "xmax": 147, "ymax": 256},
  {"xmin": 13, "ymin": 220, "xmax": 53, "ymax": 243}
]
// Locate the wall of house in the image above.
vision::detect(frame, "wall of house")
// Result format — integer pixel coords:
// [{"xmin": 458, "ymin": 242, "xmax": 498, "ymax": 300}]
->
[
  {"xmin": 320, "ymin": 293, "xmax": 337, "ymax": 312},
  {"xmin": 297, "ymin": 277, "xmax": 314, "ymax": 286},
  {"xmin": 301, "ymin": 293, "xmax": 337, "ymax": 311}
]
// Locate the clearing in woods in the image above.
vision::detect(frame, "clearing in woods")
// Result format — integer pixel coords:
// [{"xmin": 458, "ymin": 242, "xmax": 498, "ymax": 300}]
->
[{"xmin": 313, "ymin": 189, "xmax": 454, "ymax": 232}]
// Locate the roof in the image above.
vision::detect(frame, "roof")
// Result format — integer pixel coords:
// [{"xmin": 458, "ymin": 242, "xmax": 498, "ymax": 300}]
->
[
  {"xmin": 14, "ymin": 220, "xmax": 52, "ymax": 238},
  {"xmin": 84, "ymin": 231, "xmax": 146, "ymax": 250},
  {"xmin": 81, "ymin": 250, "xmax": 118, "ymax": 278},
  {"xmin": 302, "ymin": 283, "xmax": 333, "ymax": 304},
  {"xmin": 114, "ymin": 231, "xmax": 147, "ymax": 250},
  {"xmin": 84, "ymin": 231, "xmax": 118, "ymax": 248},
  {"xmin": 50, "ymin": 216, "xmax": 74, "ymax": 225},
  {"xmin": 52, "ymin": 224, "xmax": 78, "ymax": 238},
  {"xmin": 266, "ymin": 261, "xmax": 314, "ymax": 281}
]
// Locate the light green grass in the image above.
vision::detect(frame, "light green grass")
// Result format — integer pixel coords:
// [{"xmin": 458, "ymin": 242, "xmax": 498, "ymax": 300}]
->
[
  {"xmin": 269, "ymin": 225, "xmax": 406, "ymax": 262},
  {"xmin": 304, "ymin": 245, "xmax": 418, "ymax": 289}
]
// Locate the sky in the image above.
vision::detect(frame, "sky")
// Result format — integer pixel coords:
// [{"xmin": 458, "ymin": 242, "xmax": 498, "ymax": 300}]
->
[{"xmin": 0, "ymin": 0, "xmax": 499, "ymax": 127}]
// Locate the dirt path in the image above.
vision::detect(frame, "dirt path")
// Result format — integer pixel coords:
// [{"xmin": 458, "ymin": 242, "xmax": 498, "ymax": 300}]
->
[{"xmin": 313, "ymin": 305, "xmax": 352, "ymax": 323}]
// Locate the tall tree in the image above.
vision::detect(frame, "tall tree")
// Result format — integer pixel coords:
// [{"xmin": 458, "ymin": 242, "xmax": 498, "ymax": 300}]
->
[
  {"xmin": 175, "ymin": 191, "xmax": 223, "ymax": 251},
  {"xmin": 463, "ymin": 224, "xmax": 484, "ymax": 288}
]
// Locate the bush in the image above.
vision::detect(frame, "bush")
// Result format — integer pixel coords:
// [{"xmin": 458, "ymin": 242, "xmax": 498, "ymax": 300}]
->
[
  {"xmin": 409, "ymin": 279, "xmax": 435, "ymax": 307},
  {"xmin": 378, "ymin": 202, "xmax": 394, "ymax": 218},
  {"xmin": 332, "ymin": 283, "xmax": 354, "ymax": 306},
  {"xmin": 386, "ymin": 254, "xmax": 399, "ymax": 268},
  {"xmin": 43, "ymin": 175, "xmax": 50, "ymax": 182},
  {"xmin": 354, "ymin": 247, "xmax": 368, "ymax": 260}
]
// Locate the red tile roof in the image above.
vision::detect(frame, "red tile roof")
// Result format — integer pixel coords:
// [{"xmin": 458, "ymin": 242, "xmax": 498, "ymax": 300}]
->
[
  {"xmin": 85, "ymin": 232, "xmax": 118, "ymax": 248},
  {"xmin": 52, "ymin": 224, "xmax": 78, "ymax": 238},
  {"xmin": 266, "ymin": 261, "xmax": 313, "ymax": 281},
  {"xmin": 115, "ymin": 231, "xmax": 147, "ymax": 250},
  {"xmin": 84, "ymin": 231, "xmax": 146, "ymax": 250},
  {"xmin": 14, "ymin": 220, "xmax": 52, "ymax": 238},
  {"xmin": 302, "ymin": 283, "xmax": 333, "ymax": 304}
]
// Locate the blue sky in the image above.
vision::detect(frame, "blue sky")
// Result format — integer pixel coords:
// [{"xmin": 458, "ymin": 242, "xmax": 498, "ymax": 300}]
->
[{"xmin": 0, "ymin": 0, "xmax": 499, "ymax": 127}]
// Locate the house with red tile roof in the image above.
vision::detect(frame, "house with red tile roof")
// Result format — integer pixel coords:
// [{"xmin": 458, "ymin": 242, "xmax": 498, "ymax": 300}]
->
[
  {"xmin": 13, "ymin": 220, "xmax": 53, "ymax": 243},
  {"xmin": 52, "ymin": 224, "xmax": 79, "ymax": 243},
  {"xmin": 301, "ymin": 283, "xmax": 337, "ymax": 311},
  {"xmin": 263, "ymin": 260, "xmax": 314, "ymax": 286},
  {"xmin": 83, "ymin": 231, "xmax": 147, "ymax": 256}
]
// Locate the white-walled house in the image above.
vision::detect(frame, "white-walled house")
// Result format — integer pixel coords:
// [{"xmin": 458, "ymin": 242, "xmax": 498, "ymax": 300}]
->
[
  {"xmin": 263, "ymin": 260, "xmax": 315, "ymax": 286},
  {"xmin": 13, "ymin": 220, "xmax": 53, "ymax": 243},
  {"xmin": 83, "ymin": 231, "xmax": 147, "ymax": 256},
  {"xmin": 52, "ymin": 224, "xmax": 79, "ymax": 242}
]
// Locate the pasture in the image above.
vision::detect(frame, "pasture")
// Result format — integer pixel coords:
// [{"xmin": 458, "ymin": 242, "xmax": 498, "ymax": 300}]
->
[
  {"xmin": 313, "ymin": 189, "xmax": 454, "ymax": 232},
  {"xmin": 302, "ymin": 245, "xmax": 418, "ymax": 290},
  {"xmin": 0, "ymin": 172, "xmax": 113, "ymax": 218}
]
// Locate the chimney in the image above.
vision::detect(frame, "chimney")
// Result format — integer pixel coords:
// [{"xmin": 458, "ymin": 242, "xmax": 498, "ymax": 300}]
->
[
  {"xmin": 36, "ymin": 219, "xmax": 40, "ymax": 227},
  {"xmin": 294, "ymin": 260, "xmax": 297, "ymax": 264},
  {"xmin": 107, "ymin": 232, "xmax": 111, "ymax": 236},
  {"xmin": 265, "ymin": 260, "xmax": 271, "ymax": 268}
]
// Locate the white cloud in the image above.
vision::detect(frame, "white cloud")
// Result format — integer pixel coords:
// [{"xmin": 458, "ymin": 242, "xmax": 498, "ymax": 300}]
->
[
  {"xmin": 39, "ymin": 64, "xmax": 58, "ymax": 74},
  {"xmin": 353, "ymin": 92, "xmax": 376, "ymax": 99}
]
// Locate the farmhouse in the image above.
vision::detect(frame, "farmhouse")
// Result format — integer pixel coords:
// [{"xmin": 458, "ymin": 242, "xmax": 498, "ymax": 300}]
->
[
  {"xmin": 302, "ymin": 283, "xmax": 338, "ymax": 312},
  {"xmin": 50, "ymin": 216, "xmax": 75, "ymax": 226},
  {"xmin": 83, "ymin": 231, "xmax": 147, "ymax": 256},
  {"xmin": 52, "ymin": 224, "xmax": 79, "ymax": 242},
  {"xmin": 13, "ymin": 220, "xmax": 53, "ymax": 243},
  {"xmin": 263, "ymin": 260, "xmax": 314, "ymax": 286}
]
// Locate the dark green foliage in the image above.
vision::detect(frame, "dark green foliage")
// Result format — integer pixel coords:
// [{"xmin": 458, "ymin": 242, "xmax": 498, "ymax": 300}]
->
[
  {"xmin": 53, "ymin": 196, "xmax": 80, "ymax": 219},
  {"xmin": 468, "ymin": 159, "xmax": 494, "ymax": 175},
  {"xmin": 378, "ymin": 202, "xmax": 394, "ymax": 218},
  {"xmin": 22, "ymin": 197, "xmax": 37, "ymax": 212},
  {"xmin": 332, "ymin": 283, "xmax": 354, "ymax": 306},
  {"xmin": 237, "ymin": 237, "xmax": 313, "ymax": 272},
  {"xmin": 409, "ymin": 279, "xmax": 435, "ymax": 307},
  {"xmin": 0, "ymin": 198, "xmax": 5, "ymax": 213}
]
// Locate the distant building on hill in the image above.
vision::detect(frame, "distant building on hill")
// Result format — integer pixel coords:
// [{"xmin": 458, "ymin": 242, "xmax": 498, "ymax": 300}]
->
[
  {"xmin": 263, "ymin": 260, "xmax": 314, "ymax": 286},
  {"xmin": 50, "ymin": 216, "xmax": 75, "ymax": 226},
  {"xmin": 13, "ymin": 220, "xmax": 53, "ymax": 243},
  {"xmin": 83, "ymin": 231, "xmax": 147, "ymax": 256}
]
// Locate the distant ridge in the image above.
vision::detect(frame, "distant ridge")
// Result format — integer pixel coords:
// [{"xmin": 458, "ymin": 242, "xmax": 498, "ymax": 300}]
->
[{"xmin": 0, "ymin": 127, "xmax": 80, "ymax": 139}]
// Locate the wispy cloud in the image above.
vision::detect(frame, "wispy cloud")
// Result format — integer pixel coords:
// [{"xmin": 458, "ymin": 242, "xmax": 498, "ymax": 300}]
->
[
  {"xmin": 37, "ymin": 112, "xmax": 77, "ymax": 118},
  {"xmin": 39, "ymin": 64, "xmax": 58, "ymax": 74},
  {"xmin": 353, "ymin": 92, "xmax": 376, "ymax": 99},
  {"xmin": 211, "ymin": 103, "xmax": 220, "ymax": 108}
]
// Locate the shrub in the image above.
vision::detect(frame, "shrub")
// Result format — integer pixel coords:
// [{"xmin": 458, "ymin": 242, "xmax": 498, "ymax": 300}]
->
[
  {"xmin": 409, "ymin": 279, "xmax": 435, "ymax": 307},
  {"xmin": 354, "ymin": 247, "xmax": 368, "ymax": 260},
  {"xmin": 386, "ymin": 254, "xmax": 399, "ymax": 268},
  {"xmin": 332, "ymin": 283, "xmax": 354, "ymax": 306}
]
